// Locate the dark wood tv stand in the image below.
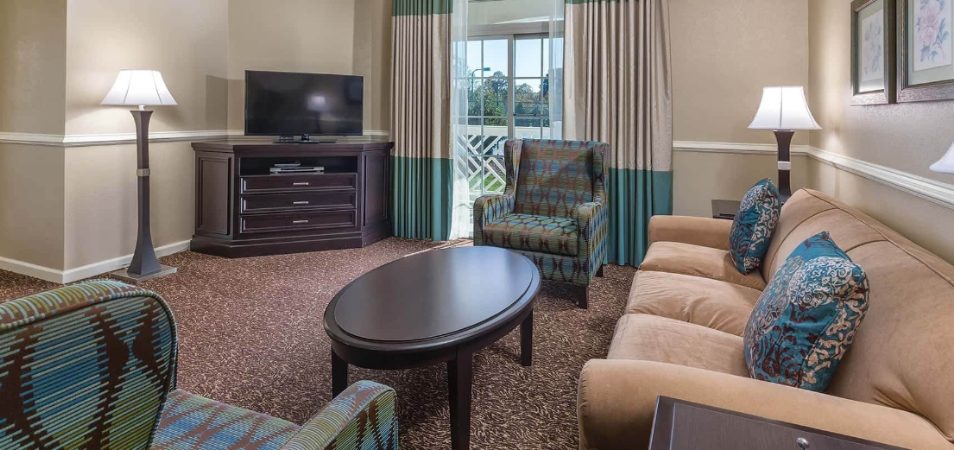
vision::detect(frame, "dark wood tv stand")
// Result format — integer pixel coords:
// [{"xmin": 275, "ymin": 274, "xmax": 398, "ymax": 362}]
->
[{"xmin": 190, "ymin": 139, "xmax": 392, "ymax": 258}]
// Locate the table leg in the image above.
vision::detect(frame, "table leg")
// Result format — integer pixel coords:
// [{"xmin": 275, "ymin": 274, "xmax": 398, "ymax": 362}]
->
[
  {"xmin": 332, "ymin": 350, "xmax": 348, "ymax": 397},
  {"xmin": 521, "ymin": 309, "xmax": 533, "ymax": 366},
  {"xmin": 448, "ymin": 354, "xmax": 473, "ymax": 450}
]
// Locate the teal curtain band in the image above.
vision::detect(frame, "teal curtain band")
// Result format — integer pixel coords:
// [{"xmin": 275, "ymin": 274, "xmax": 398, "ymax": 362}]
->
[
  {"xmin": 391, "ymin": 156, "xmax": 453, "ymax": 241},
  {"xmin": 392, "ymin": 0, "xmax": 452, "ymax": 16},
  {"xmin": 606, "ymin": 168, "xmax": 673, "ymax": 266}
]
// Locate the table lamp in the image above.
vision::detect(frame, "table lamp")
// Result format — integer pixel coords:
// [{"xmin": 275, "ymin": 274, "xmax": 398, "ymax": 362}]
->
[
  {"xmin": 102, "ymin": 70, "xmax": 178, "ymax": 282},
  {"xmin": 931, "ymin": 141, "xmax": 954, "ymax": 174},
  {"xmin": 748, "ymin": 86, "xmax": 821, "ymax": 201}
]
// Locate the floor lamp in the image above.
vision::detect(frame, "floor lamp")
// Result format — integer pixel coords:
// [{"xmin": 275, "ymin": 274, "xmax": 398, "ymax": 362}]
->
[
  {"xmin": 102, "ymin": 70, "xmax": 178, "ymax": 282},
  {"xmin": 931, "ymin": 141, "xmax": 954, "ymax": 174},
  {"xmin": 748, "ymin": 86, "xmax": 821, "ymax": 202}
]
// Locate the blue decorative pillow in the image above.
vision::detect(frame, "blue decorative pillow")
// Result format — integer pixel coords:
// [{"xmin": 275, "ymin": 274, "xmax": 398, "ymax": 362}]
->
[
  {"xmin": 729, "ymin": 179, "xmax": 781, "ymax": 273},
  {"xmin": 743, "ymin": 231, "xmax": 869, "ymax": 392}
]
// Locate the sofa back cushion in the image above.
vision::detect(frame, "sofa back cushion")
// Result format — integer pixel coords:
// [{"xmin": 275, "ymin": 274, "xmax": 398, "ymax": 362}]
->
[
  {"xmin": 514, "ymin": 139, "xmax": 596, "ymax": 218},
  {"xmin": 0, "ymin": 280, "xmax": 177, "ymax": 448},
  {"xmin": 762, "ymin": 189, "xmax": 954, "ymax": 441}
]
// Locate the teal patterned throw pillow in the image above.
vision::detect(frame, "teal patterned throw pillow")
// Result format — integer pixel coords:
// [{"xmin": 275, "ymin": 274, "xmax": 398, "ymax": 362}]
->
[
  {"xmin": 729, "ymin": 179, "xmax": 781, "ymax": 273},
  {"xmin": 743, "ymin": 232, "xmax": 869, "ymax": 392}
]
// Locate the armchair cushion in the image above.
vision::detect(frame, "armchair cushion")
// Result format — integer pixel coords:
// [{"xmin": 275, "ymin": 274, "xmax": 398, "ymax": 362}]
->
[{"xmin": 481, "ymin": 213, "xmax": 579, "ymax": 257}]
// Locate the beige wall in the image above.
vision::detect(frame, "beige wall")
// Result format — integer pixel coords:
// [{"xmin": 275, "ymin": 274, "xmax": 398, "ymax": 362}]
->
[
  {"xmin": 60, "ymin": 0, "xmax": 229, "ymax": 270},
  {"xmin": 0, "ymin": 144, "xmax": 66, "ymax": 269},
  {"xmin": 227, "ymin": 0, "xmax": 357, "ymax": 131},
  {"xmin": 673, "ymin": 151, "xmax": 810, "ymax": 217},
  {"xmin": 809, "ymin": 0, "xmax": 954, "ymax": 182},
  {"xmin": 353, "ymin": 0, "xmax": 392, "ymax": 132},
  {"xmin": 670, "ymin": 0, "xmax": 810, "ymax": 145},
  {"xmin": 807, "ymin": 0, "xmax": 954, "ymax": 262},
  {"xmin": 670, "ymin": 0, "xmax": 810, "ymax": 215},
  {"xmin": 0, "ymin": 1, "xmax": 68, "ymax": 270},
  {"xmin": 0, "ymin": 0, "xmax": 67, "ymax": 135}
]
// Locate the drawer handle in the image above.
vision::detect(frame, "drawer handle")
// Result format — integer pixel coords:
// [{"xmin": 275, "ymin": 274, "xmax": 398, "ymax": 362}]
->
[
  {"xmin": 292, "ymin": 182, "xmax": 311, "ymax": 186},
  {"xmin": 292, "ymin": 219, "xmax": 310, "ymax": 224},
  {"xmin": 292, "ymin": 201, "xmax": 311, "ymax": 205},
  {"xmin": 795, "ymin": 437, "xmax": 810, "ymax": 450}
]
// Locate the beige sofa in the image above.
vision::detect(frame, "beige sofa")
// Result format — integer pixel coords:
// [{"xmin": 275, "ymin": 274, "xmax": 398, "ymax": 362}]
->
[{"xmin": 578, "ymin": 189, "xmax": 954, "ymax": 449}]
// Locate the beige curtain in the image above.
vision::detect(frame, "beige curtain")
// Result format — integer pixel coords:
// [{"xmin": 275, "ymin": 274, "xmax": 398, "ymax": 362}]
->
[
  {"xmin": 391, "ymin": 1, "xmax": 455, "ymax": 240},
  {"xmin": 563, "ymin": 0, "xmax": 673, "ymax": 265}
]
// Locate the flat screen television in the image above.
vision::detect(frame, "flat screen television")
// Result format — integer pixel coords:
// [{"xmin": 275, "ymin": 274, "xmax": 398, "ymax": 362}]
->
[{"xmin": 245, "ymin": 70, "xmax": 363, "ymax": 140}]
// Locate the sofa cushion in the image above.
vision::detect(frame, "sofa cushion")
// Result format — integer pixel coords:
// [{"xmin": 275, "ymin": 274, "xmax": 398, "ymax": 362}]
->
[
  {"xmin": 153, "ymin": 389, "xmax": 300, "ymax": 449},
  {"xmin": 640, "ymin": 241, "xmax": 766, "ymax": 290},
  {"xmin": 729, "ymin": 179, "xmax": 781, "ymax": 274},
  {"xmin": 626, "ymin": 270, "xmax": 761, "ymax": 336},
  {"xmin": 481, "ymin": 213, "xmax": 579, "ymax": 256},
  {"xmin": 608, "ymin": 314, "xmax": 748, "ymax": 377},
  {"xmin": 744, "ymin": 232, "xmax": 869, "ymax": 392}
]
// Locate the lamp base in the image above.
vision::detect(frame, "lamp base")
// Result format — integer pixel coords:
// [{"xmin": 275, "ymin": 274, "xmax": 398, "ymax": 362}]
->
[{"xmin": 110, "ymin": 264, "xmax": 177, "ymax": 284}]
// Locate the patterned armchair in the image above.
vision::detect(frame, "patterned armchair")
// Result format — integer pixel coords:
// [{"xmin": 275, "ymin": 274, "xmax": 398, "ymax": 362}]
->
[
  {"xmin": 0, "ymin": 280, "xmax": 397, "ymax": 450},
  {"xmin": 474, "ymin": 139, "xmax": 609, "ymax": 308}
]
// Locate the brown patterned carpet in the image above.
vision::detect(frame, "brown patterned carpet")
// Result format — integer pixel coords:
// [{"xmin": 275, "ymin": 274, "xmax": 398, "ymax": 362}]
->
[{"xmin": 0, "ymin": 238, "xmax": 633, "ymax": 449}]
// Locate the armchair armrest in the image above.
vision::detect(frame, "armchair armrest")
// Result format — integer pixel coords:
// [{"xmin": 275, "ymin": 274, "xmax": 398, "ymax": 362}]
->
[
  {"xmin": 575, "ymin": 202, "xmax": 608, "ymax": 271},
  {"xmin": 282, "ymin": 381, "xmax": 397, "ymax": 450},
  {"xmin": 648, "ymin": 215, "xmax": 732, "ymax": 250},
  {"xmin": 473, "ymin": 194, "xmax": 514, "ymax": 245},
  {"xmin": 578, "ymin": 359, "xmax": 949, "ymax": 450}
]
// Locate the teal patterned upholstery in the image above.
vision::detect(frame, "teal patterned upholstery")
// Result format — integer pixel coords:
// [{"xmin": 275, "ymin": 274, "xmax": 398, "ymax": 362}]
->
[
  {"xmin": 475, "ymin": 139, "xmax": 609, "ymax": 288},
  {"xmin": 0, "ymin": 280, "xmax": 398, "ymax": 450},
  {"xmin": 729, "ymin": 179, "xmax": 781, "ymax": 274},
  {"xmin": 743, "ymin": 232, "xmax": 870, "ymax": 392}
]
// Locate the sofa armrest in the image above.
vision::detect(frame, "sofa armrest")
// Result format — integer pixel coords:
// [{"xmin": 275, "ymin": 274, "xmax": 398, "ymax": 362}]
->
[
  {"xmin": 648, "ymin": 215, "xmax": 732, "ymax": 250},
  {"xmin": 281, "ymin": 381, "xmax": 397, "ymax": 450},
  {"xmin": 473, "ymin": 194, "xmax": 514, "ymax": 245},
  {"xmin": 579, "ymin": 359, "xmax": 949, "ymax": 450}
]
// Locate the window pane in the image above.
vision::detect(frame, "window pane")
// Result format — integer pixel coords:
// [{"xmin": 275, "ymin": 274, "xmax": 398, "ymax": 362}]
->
[
  {"xmin": 514, "ymin": 78, "xmax": 543, "ymax": 116},
  {"xmin": 467, "ymin": 40, "xmax": 483, "ymax": 76},
  {"xmin": 515, "ymin": 38, "xmax": 542, "ymax": 77},
  {"xmin": 467, "ymin": 79, "xmax": 483, "ymax": 117},
  {"xmin": 515, "ymin": 119, "xmax": 543, "ymax": 140},
  {"xmin": 543, "ymin": 38, "xmax": 550, "ymax": 74},
  {"xmin": 484, "ymin": 39, "xmax": 508, "ymax": 77},
  {"xmin": 482, "ymin": 74, "xmax": 509, "ymax": 116}
]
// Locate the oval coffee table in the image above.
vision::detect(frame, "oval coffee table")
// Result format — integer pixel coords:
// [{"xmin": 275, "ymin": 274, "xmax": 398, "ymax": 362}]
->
[{"xmin": 324, "ymin": 246, "xmax": 541, "ymax": 450}]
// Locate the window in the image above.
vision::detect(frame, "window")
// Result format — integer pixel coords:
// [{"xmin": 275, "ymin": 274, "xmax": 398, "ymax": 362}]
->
[{"xmin": 462, "ymin": 34, "xmax": 562, "ymax": 200}]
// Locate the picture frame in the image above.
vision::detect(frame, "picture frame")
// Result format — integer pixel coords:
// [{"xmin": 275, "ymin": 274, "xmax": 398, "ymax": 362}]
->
[
  {"xmin": 852, "ymin": 0, "xmax": 897, "ymax": 105},
  {"xmin": 897, "ymin": 0, "xmax": 954, "ymax": 102}
]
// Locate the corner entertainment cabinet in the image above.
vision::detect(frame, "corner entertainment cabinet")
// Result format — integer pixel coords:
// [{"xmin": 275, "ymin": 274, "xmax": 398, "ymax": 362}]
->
[{"xmin": 190, "ymin": 140, "xmax": 392, "ymax": 257}]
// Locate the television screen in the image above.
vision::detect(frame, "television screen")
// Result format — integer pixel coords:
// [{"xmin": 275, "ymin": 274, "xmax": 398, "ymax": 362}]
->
[{"xmin": 245, "ymin": 71, "xmax": 363, "ymax": 137}]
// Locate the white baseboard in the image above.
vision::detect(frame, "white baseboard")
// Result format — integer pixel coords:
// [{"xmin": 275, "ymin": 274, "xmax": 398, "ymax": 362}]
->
[{"xmin": 0, "ymin": 240, "xmax": 192, "ymax": 284}]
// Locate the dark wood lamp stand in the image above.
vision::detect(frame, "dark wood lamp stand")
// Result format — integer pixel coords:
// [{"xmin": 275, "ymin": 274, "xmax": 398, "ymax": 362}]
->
[
  {"xmin": 111, "ymin": 109, "xmax": 177, "ymax": 283},
  {"xmin": 774, "ymin": 130, "xmax": 795, "ymax": 202}
]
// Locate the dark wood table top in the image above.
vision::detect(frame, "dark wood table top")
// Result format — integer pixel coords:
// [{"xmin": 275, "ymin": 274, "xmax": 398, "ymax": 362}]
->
[
  {"xmin": 650, "ymin": 397, "xmax": 905, "ymax": 450},
  {"xmin": 324, "ymin": 246, "xmax": 540, "ymax": 356}
]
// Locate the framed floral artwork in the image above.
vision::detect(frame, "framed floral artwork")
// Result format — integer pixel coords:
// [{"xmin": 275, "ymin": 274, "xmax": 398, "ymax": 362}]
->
[
  {"xmin": 898, "ymin": 0, "xmax": 954, "ymax": 102},
  {"xmin": 853, "ymin": 0, "xmax": 897, "ymax": 104}
]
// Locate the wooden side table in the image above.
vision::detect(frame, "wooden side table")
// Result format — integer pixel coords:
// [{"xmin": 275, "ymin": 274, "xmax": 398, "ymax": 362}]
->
[
  {"xmin": 649, "ymin": 397, "xmax": 904, "ymax": 450},
  {"xmin": 711, "ymin": 199, "xmax": 741, "ymax": 220}
]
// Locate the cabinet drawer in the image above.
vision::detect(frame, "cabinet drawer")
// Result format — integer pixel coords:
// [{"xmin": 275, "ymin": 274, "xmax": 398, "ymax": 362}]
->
[
  {"xmin": 241, "ymin": 191, "xmax": 357, "ymax": 213},
  {"xmin": 241, "ymin": 173, "xmax": 357, "ymax": 193},
  {"xmin": 240, "ymin": 210, "xmax": 357, "ymax": 233}
]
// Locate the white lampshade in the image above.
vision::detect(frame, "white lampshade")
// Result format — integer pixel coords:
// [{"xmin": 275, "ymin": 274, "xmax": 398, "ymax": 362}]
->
[
  {"xmin": 748, "ymin": 86, "xmax": 821, "ymax": 131},
  {"xmin": 101, "ymin": 70, "xmax": 177, "ymax": 107},
  {"xmin": 931, "ymin": 141, "xmax": 954, "ymax": 174}
]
